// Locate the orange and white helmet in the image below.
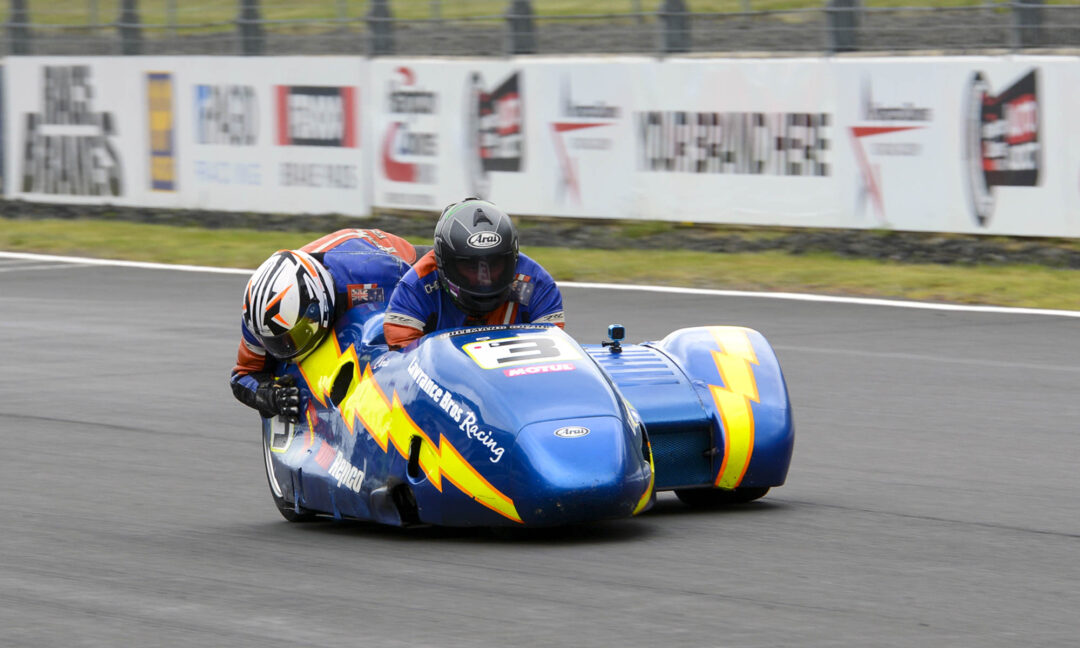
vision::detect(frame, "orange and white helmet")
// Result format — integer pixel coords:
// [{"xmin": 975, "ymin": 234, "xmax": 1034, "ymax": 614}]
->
[{"xmin": 243, "ymin": 250, "xmax": 336, "ymax": 360}]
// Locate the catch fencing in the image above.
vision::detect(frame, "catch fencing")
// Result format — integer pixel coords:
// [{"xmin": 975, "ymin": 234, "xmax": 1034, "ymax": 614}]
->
[{"xmin": 1, "ymin": 0, "xmax": 1078, "ymax": 57}]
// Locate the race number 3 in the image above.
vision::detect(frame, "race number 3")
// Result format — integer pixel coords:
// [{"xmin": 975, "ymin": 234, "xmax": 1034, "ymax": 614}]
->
[
  {"xmin": 268, "ymin": 418, "xmax": 295, "ymax": 453},
  {"xmin": 462, "ymin": 333, "xmax": 580, "ymax": 369}
]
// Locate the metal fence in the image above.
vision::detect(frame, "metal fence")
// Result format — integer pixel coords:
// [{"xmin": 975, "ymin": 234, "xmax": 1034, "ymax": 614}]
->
[{"xmin": 2, "ymin": 0, "xmax": 1078, "ymax": 57}]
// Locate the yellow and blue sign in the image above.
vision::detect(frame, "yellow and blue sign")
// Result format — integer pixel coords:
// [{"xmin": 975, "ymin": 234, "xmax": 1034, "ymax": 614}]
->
[{"xmin": 147, "ymin": 72, "xmax": 176, "ymax": 191}]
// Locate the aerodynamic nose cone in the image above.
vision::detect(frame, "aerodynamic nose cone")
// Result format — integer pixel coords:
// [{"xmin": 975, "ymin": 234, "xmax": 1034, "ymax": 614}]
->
[{"xmin": 510, "ymin": 416, "xmax": 650, "ymax": 526}]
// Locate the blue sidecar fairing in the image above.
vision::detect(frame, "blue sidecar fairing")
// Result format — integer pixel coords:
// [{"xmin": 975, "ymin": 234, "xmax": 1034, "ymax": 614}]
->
[{"xmin": 262, "ymin": 306, "xmax": 793, "ymax": 527}]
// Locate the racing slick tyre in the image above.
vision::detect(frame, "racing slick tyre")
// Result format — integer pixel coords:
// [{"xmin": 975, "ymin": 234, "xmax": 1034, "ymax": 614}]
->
[
  {"xmin": 269, "ymin": 490, "xmax": 317, "ymax": 523},
  {"xmin": 674, "ymin": 486, "xmax": 770, "ymax": 507}
]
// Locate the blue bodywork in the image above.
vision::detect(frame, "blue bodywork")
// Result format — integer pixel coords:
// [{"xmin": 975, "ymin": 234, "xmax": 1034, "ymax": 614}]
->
[{"xmin": 262, "ymin": 306, "xmax": 793, "ymax": 527}]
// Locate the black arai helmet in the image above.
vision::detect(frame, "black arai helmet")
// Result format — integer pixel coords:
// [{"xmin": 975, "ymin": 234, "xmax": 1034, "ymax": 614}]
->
[{"xmin": 433, "ymin": 198, "xmax": 519, "ymax": 317}]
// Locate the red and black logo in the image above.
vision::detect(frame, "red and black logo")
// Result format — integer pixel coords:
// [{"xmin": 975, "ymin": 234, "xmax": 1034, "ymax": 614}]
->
[
  {"xmin": 276, "ymin": 85, "xmax": 357, "ymax": 148},
  {"xmin": 963, "ymin": 69, "xmax": 1040, "ymax": 227},
  {"xmin": 465, "ymin": 71, "xmax": 524, "ymax": 198}
]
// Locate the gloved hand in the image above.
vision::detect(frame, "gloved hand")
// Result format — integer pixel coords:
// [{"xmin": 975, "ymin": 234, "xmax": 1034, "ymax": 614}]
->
[{"xmin": 254, "ymin": 375, "xmax": 302, "ymax": 423}]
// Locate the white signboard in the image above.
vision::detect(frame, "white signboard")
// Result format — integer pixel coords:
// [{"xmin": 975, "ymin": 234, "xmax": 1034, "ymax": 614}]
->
[
  {"xmin": 623, "ymin": 59, "xmax": 843, "ymax": 226},
  {"xmin": 6, "ymin": 55, "xmax": 1080, "ymax": 237},
  {"xmin": 369, "ymin": 59, "xmax": 536, "ymax": 213},
  {"xmin": 5, "ymin": 58, "xmax": 141, "ymax": 206},
  {"xmin": 370, "ymin": 58, "xmax": 846, "ymax": 226},
  {"xmin": 171, "ymin": 57, "xmax": 367, "ymax": 215},
  {"xmin": 833, "ymin": 57, "xmax": 1080, "ymax": 236},
  {"xmin": 4, "ymin": 56, "xmax": 369, "ymax": 216}
]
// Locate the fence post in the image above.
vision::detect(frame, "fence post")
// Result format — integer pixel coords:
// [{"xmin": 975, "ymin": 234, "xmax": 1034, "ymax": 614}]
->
[
  {"xmin": 367, "ymin": 0, "xmax": 394, "ymax": 56},
  {"xmin": 1014, "ymin": 0, "xmax": 1044, "ymax": 47},
  {"xmin": 826, "ymin": 0, "xmax": 859, "ymax": 53},
  {"xmin": 167, "ymin": 0, "xmax": 177, "ymax": 37},
  {"xmin": 658, "ymin": 0, "xmax": 691, "ymax": 55},
  {"xmin": 237, "ymin": 0, "xmax": 265, "ymax": 55},
  {"xmin": 7, "ymin": 0, "xmax": 31, "ymax": 55},
  {"xmin": 118, "ymin": 0, "xmax": 143, "ymax": 55},
  {"xmin": 506, "ymin": 0, "xmax": 537, "ymax": 55}
]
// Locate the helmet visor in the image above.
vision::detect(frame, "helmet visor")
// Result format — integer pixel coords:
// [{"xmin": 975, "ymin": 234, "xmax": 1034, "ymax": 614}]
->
[
  {"xmin": 260, "ymin": 315, "xmax": 325, "ymax": 360},
  {"xmin": 453, "ymin": 255, "xmax": 508, "ymax": 292}
]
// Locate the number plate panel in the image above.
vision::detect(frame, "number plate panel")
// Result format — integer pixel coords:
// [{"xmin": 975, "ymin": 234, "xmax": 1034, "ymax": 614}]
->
[{"xmin": 462, "ymin": 333, "xmax": 581, "ymax": 369}]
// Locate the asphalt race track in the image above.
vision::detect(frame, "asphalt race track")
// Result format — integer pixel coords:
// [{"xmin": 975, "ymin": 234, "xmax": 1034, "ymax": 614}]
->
[{"xmin": 2, "ymin": 256, "xmax": 1078, "ymax": 647}]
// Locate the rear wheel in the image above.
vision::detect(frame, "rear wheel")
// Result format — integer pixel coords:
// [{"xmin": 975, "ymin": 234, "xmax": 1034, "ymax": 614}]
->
[{"xmin": 674, "ymin": 486, "xmax": 770, "ymax": 507}]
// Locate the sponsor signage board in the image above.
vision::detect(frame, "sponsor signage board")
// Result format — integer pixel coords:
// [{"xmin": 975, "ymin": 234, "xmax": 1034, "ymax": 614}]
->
[
  {"xmin": 367, "ymin": 56, "xmax": 1079, "ymax": 236},
  {"xmin": 147, "ymin": 71, "xmax": 177, "ymax": 192},
  {"xmin": 4, "ymin": 56, "xmax": 368, "ymax": 215},
  {"xmin": 6, "ymin": 58, "xmax": 136, "ymax": 205},
  {"xmin": 623, "ymin": 59, "xmax": 844, "ymax": 225},
  {"xmin": 833, "ymin": 60, "xmax": 948, "ymax": 232},
  {"xmin": 373, "ymin": 64, "xmax": 443, "ymax": 208},
  {"xmin": 370, "ymin": 58, "xmax": 639, "ymax": 217},
  {"xmin": 833, "ymin": 57, "xmax": 1078, "ymax": 236},
  {"xmin": 5, "ymin": 55, "xmax": 1080, "ymax": 237},
  {"xmin": 178, "ymin": 58, "xmax": 366, "ymax": 214},
  {"xmin": 370, "ymin": 58, "xmax": 846, "ymax": 225}
]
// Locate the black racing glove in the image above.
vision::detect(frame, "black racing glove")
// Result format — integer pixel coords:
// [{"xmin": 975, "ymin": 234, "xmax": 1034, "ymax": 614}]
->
[{"xmin": 254, "ymin": 375, "xmax": 302, "ymax": 423}]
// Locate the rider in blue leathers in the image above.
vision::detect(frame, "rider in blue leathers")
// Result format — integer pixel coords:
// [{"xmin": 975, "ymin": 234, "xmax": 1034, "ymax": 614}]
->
[
  {"xmin": 383, "ymin": 198, "xmax": 564, "ymax": 349},
  {"xmin": 231, "ymin": 229, "xmax": 419, "ymax": 421}
]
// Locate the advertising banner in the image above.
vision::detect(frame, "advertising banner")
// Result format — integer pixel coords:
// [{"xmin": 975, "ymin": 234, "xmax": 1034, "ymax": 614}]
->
[
  {"xmin": 372, "ymin": 62, "xmax": 448, "ymax": 210},
  {"xmin": 4, "ymin": 56, "xmax": 369, "ymax": 215},
  {"xmin": 521, "ymin": 60, "xmax": 635, "ymax": 218},
  {"xmin": 832, "ymin": 56, "xmax": 1080, "ymax": 237},
  {"xmin": 6, "ymin": 55, "xmax": 1080, "ymax": 236},
  {"xmin": 368, "ymin": 56, "xmax": 1080, "ymax": 236},
  {"xmin": 371, "ymin": 59, "xmax": 543, "ymax": 215},
  {"xmin": 5, "ymin": 58, "xmax": 139, "ymax": 205},
  {"xmin": 624, "ymin": 59, "xmax": 842, "ymax": 225},
  {"xmin": 371, "ymin": 58, "xmax": 846, "ymax": 226},
  {"xmin": 168, "ymin": 57, "xmax": 367, "ymax": 215}
]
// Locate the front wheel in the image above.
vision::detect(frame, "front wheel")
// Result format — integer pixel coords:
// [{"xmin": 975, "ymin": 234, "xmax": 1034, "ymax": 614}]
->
[
  {"xmin": 674, "ymin": 486, "xmax": 770, "ymax": 507},
  {"xmin": 264, "ymin": 417, "xmax": 317, "ymax": 522},
  {"xmin": 269, "ymin": 489, "xmax": 317, "ymax": 523}
]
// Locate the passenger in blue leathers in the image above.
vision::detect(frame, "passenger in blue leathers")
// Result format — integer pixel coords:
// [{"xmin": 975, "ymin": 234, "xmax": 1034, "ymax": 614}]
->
[
  {"xmin": 384, "ymin": 198, "xmax": 564, "ymax": 349},
  {"xmin": 231, "ymin": 229, "xmax": 420, "ymax": 422}
]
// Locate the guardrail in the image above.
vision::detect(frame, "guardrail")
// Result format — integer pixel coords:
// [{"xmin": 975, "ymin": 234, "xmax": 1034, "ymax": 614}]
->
[{"xmin": 1, "ymin": 0, "xmax": 1076, "ymax": 57}]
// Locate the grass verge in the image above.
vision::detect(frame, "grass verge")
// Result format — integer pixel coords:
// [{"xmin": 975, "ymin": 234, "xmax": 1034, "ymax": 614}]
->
[{"xmin": 1, "ymin": 216, "xmax": 1077, "ymax": 311}]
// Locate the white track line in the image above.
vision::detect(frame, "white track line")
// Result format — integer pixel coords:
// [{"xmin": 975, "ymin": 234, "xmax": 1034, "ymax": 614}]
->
[
  {"xmin": 2, "ymin": 250, "xmax": 1078, "ymax": 319},
  {"xmin": 0, "ymin": 251, "xmax": 250, "ymax": 275},
  {"xmin": 562, "ymin": 281, "xmax": 1080, "ymax": 318}
]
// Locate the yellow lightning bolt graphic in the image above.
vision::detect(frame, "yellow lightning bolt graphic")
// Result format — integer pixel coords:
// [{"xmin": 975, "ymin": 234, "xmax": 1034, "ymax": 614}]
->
[
  {"xmin": 708, "ymin": 327, "xmax": 760, "ymax": 490},
  {"xmin": 298, "ymin": 337, "xmax": 522, "ymax": 524},
  {"xmin": 633, "ymin": 436, "xmax": 655, "ymax": 516}
]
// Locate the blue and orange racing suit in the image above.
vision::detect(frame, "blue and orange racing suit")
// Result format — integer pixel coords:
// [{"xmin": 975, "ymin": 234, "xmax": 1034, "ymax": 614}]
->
[
  {"xmin": 382, "ymin": 250, "xmax": 565, "ymax": 349},
  {"xmin": 230, "ymin": 229, "xmax": 418, "ymax": 411}
]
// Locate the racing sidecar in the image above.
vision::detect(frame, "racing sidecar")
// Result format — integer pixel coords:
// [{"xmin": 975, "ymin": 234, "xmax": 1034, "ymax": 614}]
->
[{"xmin": 262, "ymin": 304, "xmax": 794, "ymax": 527}]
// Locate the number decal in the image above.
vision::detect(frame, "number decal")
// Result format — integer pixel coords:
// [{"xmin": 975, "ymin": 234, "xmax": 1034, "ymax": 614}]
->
[
  {"xmin": 487, "ymin": 337, "xmax": 559, "ymax": 364},
  {"xmin": 269, "ymin": 418, "xmax": 295, "ymax": 453},
  {"xmin": 463, "ymin": 333, "xmax": 580, "ymax": 369}
]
